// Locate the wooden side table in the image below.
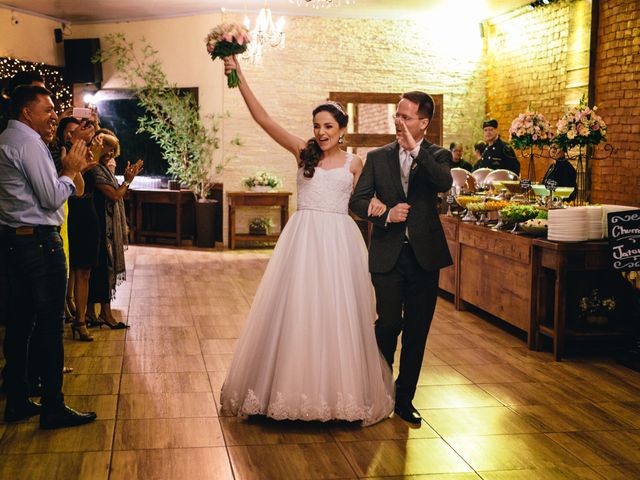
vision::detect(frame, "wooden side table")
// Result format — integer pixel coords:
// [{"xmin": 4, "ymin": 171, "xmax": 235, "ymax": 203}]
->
[
  {"xmin": 134, "ymin": 188, "xmax": 195, "ymax": 246},
  {"xmin": 530, "ymin": 238, "xmax": 626, "ymax": 360},
  {"xmin": 227, "ymin": 191, "xmax": 292, "ymax": 249}
]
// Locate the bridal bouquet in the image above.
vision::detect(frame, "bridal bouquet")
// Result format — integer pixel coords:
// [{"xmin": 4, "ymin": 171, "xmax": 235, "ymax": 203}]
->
[
  {"xmin": 554, "ymin": 95, "xmax": 607, "ymax": 150},
  {"xmin": 205, "ymin": 23, "xmax": 251, "ymax": 88},
  {"xmin": 509, "ymin": 109, "xmax": 553, "ymax": 150}
]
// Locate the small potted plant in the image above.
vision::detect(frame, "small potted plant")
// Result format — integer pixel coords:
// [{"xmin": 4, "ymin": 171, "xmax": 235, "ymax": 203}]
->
[
  {"xmin": 249, "ymin": 216, "xmax": 274, "ymax": 235},
  {"xmin": 579, "ymin": 288, "xmax": 616, "ymax": 327},
  {"xmin": 243, "ymin": 171, "xmax": 282, "ymax": 192}
]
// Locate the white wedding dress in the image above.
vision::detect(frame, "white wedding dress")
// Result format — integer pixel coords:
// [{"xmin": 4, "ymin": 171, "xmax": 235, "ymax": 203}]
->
[{"xmin": 220, "ymin": 153, "xmax": 394, "ymax": 425}]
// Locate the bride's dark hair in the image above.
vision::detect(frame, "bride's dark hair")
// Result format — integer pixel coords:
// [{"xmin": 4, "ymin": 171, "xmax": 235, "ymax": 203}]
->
[{"xmin": 299, "ymin": 102, "xmax": 349, "ymax": 178}]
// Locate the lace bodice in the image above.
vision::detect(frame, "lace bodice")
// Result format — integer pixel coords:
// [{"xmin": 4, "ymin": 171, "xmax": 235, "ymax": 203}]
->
[{"xmin": 296, "ymin": 154, "xmax": 353, "ymax": 215}]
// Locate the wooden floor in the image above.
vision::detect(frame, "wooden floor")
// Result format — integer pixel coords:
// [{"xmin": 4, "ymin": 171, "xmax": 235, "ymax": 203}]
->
[{"xmin": 1, "ymin": 245, "xmax": 640, "ymax": 479}]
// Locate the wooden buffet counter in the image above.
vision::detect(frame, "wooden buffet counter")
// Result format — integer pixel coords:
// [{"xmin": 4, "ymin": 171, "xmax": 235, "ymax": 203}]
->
[
  {"xmin": 457, "ymin": 221, "xmax": 534, "ymax": 334},
  {"xmin": 439, "ymin": 215, "xmax": 626, "ymax": 360}
]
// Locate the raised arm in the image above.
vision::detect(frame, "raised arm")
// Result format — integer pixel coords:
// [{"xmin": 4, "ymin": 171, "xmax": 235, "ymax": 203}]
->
[{"xmin": 224, "ymin": 56, "xmax": 306, "ymax": 160}]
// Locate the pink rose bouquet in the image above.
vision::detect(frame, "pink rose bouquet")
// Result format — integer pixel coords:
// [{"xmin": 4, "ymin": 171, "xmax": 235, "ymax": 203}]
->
[
  {"xmin": 205, "ymin": 23, "xmax": 251, "ymax": 88},
  {"xmin": 554, "ymin": 95, "xmax": 607, "ymax": 150},
  {"xmin": 509, "ymin": 110, "xmax": 553, "ymax": 150}
]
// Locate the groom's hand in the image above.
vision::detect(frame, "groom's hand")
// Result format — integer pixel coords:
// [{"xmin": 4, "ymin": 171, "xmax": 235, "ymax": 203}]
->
[
  {"xmin": 388, "ymin": 203, "xmax": 410, "ymax": 223},
  {"xmin": 395, "ymin": 118, "xmax": 417, "ymax": 152}
]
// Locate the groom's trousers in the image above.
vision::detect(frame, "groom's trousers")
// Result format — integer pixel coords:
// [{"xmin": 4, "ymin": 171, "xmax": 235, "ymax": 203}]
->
[{"xmin": 371, "ymin": 242, "xmax": 439, "ymax": 403}]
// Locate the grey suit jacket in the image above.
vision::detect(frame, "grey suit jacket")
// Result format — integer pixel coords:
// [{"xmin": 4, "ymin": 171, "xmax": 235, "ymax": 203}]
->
[{"xmin": 350, "ymin": 140, "xmax": 453, "ymax": 273}]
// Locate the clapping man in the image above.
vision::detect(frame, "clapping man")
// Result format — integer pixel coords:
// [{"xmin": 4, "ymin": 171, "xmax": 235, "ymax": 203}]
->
[{"xmin": 0, "ymin": 85, "xmax": 97, "ymax": 429}]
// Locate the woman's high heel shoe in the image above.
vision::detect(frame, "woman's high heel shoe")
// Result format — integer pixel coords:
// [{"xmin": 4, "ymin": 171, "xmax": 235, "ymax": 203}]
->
[
  {"xmin": 100, "ymin": 316, "xmax": 130, "ymax": 330},
  {"xmin": 85, "ymin": 311, "xmax": 101, "ymax": 328},
  {"xmin": 71, "ymin": 323, "xmax": 94, "ymax": 342}
]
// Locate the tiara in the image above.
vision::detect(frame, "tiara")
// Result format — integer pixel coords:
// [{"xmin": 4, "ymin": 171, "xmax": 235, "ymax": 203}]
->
[{"xmin": 323, "ymin": 100, "xmax": 347, "ymax": 116}]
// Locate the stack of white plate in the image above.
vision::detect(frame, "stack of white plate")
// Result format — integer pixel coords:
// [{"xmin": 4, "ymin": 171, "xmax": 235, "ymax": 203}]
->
[
  {"xmin": 548, "ymin": 207, "xmax": 588, "ymax": 242},
  {"xmin": 585, "ymin": 206, "xmax": 604, "ymax": 240},
  {"xmin": 601, "ymin": 204, "xmax": 639, "ymax": 238}
]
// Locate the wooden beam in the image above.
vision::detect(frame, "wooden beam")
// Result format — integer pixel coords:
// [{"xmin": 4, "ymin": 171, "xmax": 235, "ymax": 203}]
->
[{"xmin": 329, "ymin": 92, "xmax": 402, "ymax": 105}]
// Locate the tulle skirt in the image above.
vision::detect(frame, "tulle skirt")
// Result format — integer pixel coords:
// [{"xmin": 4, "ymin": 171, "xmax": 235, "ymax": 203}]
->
[{"xmin": 220, "ymin": 209, "xmax": 394, "ymax": 425}]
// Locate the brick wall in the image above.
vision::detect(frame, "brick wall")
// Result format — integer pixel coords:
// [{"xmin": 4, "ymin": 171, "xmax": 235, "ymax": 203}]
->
[
  {"xmin": 591, "ymin": 0, "xmax": 640, "ymax": 206},
  {"xmin": 485, "ymin": 0, "xmax": 639, "ymax": 207},
  {"xmin": 484, "ymin": 0, "xmax": 590, "ymax": 181}
]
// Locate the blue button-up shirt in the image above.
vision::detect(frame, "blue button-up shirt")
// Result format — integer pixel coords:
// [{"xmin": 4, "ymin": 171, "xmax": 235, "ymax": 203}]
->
[{"xmin": 0, "ymin": 120, "xmax": 75, "ymax": 227}]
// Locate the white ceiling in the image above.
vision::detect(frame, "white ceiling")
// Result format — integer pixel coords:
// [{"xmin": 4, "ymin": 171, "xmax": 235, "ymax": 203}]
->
[{"xmin": 0, "ymin": 0, "xmax": 531, "ymax": 24}]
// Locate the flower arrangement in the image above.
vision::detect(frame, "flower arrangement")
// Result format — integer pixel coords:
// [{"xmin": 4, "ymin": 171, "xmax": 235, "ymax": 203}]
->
[
  {"xmin": 205, "ymin": 23, "xmax": 251, "ymax": 88},
  {"xmin": 579, "ymin": 289, "xmax": 616, "ymax": 317},
  {"xmin": 243, "ymin": 171, "xmax": 282, "ymax": 191},
  {"xmin": 249, "ymin": 216, "xmax": 274, "ymax": 235},
  {"xmin": 509, "ymin": 109, "xmax": 553, "ymax": 150},
  {"xmin": 554, "ymin": 95, "xmax": 607, "ymax": 150}
]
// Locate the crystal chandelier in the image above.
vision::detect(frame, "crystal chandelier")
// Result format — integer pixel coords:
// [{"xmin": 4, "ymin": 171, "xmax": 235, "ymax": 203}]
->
[
  {"xmin": 289, "ymin": 0, "xmax": 356, "ymax": 8},
  {"xmin": 243, "ymin": 3, "xmax": 285, "ymax": 63}
]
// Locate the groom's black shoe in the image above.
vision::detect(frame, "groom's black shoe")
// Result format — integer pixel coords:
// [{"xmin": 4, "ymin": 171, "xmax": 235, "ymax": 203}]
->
[
  {"xmin": 394, "ymin": 401, "xmax": 422, "ymax": 426},
  {"xmin": 40, "ymin": 405, "xmax": 97, "ymax": 430}
]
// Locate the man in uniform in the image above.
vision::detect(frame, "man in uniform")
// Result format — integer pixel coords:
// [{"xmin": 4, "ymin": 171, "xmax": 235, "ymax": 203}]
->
[{"xmin": 473, "ymin": 119, "xmax": 520, "ymax": 175}]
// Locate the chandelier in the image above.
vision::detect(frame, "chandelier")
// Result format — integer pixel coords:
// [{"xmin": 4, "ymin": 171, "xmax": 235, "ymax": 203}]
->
[
  {"xmin": 289, "ymin": 0, "xmax": 356, "ymax": 8},
  {"xmin": 243, "ymin": 3, "xmax": 285, "ymax": 63}
]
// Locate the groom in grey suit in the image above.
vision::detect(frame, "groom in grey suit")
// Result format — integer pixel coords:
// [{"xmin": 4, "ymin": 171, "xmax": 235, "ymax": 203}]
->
[{"xmin": 350, "ymin": 91, "xmax": 452, "ymax": 425}]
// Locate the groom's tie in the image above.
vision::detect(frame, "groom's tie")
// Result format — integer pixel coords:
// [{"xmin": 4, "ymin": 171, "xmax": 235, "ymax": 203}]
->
[{"xmin": 400, "ymin": 149, "xmax": 411, "ymax": 195}]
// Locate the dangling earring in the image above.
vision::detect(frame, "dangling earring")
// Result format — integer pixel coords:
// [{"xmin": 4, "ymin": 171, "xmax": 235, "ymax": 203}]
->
[{"xmin": 338, "ymin": 135, "xmax": 344, "ymax": 144}]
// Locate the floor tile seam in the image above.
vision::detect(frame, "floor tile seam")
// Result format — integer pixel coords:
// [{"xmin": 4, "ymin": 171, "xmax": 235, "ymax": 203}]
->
[
  {"xmin": 542, "ymin": 427, "xmax": 640, "ymax": 436},
  {"xmin": 437, "ymin": 432, "xmax": 589, "ymax": 477},
  {"xmin": 331, "ymin": 432, "xmax": 371, "ymax": 478},
  {"xmin": 472, "ymin": 467, "xmax": 604, "ymax": 479},
  {"xmin": 448, "ymin": 364, "xmax": 487, "ymax": 385},
  {"xmin": 107, "ymin": 263, "xmax": 136, "ymax": 480},
  {"xmin": 540, "ymin": 431, "xmax": 607, "ymax": 469},
  {"xmin": 424, "ymin": 426, "xmax": 482, "ymax": 478},
  {"xmin": 505, "ymin": 402, "xmax": 640, "ymax": 431},
  {"xmin": 0, "ymin": 448, "xmax": 115, "ymax": 455},
  {"xmin": 190, "ymin": 277, "xmax": 236, "ymax": 480}
]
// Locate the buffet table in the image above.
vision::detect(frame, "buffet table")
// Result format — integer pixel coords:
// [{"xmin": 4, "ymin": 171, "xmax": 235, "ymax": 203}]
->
[{"xmin": 440, "ymin": 215, "xmax": 625, "ymax": 360}]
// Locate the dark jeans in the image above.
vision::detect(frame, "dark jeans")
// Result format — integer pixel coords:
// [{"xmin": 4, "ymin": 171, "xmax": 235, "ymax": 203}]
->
[
  {"xmin": 1, "ymin": 230, "xmax": 66, "ymax": 409},
  {"xmin": 372, "ymin": 243, "xmax": 440, "ymax": 403}
]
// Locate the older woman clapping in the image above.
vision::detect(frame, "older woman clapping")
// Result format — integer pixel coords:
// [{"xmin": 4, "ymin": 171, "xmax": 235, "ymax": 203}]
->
[{"xmin": 88, "ymin": 129, "xmax": 143, "ymax": 329}]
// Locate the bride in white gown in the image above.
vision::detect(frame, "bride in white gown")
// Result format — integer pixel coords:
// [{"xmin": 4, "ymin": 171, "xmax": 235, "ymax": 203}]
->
[{"xmin": 219, "ymin": 56, "xmax": 394, "ymax": 425}]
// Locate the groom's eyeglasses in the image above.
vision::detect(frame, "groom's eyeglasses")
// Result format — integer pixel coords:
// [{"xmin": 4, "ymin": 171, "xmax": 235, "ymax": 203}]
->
[{"xmin": 393, "ymin": 113, "xmax": 426, "ymax": 122}]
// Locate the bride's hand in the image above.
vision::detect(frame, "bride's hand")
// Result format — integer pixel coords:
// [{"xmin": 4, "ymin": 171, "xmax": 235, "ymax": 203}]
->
[
  {"xmin": 368, "ymin": 197, "xmax": 387, "ymax": 217},
  {"xmin": 223, "ymin": 55, "xmax": 240, "ymax": 76}
]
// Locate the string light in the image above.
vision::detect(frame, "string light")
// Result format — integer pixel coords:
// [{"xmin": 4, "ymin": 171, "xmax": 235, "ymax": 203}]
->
[{"xmin": 0, "ymin": 56, "xmax": 72, "ymax": 112}]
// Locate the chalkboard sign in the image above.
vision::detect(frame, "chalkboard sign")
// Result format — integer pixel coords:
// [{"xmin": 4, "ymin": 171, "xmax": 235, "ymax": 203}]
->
[{"xmin": 608, "ymin": 209, "xmax": 640, "ymax": 271}]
